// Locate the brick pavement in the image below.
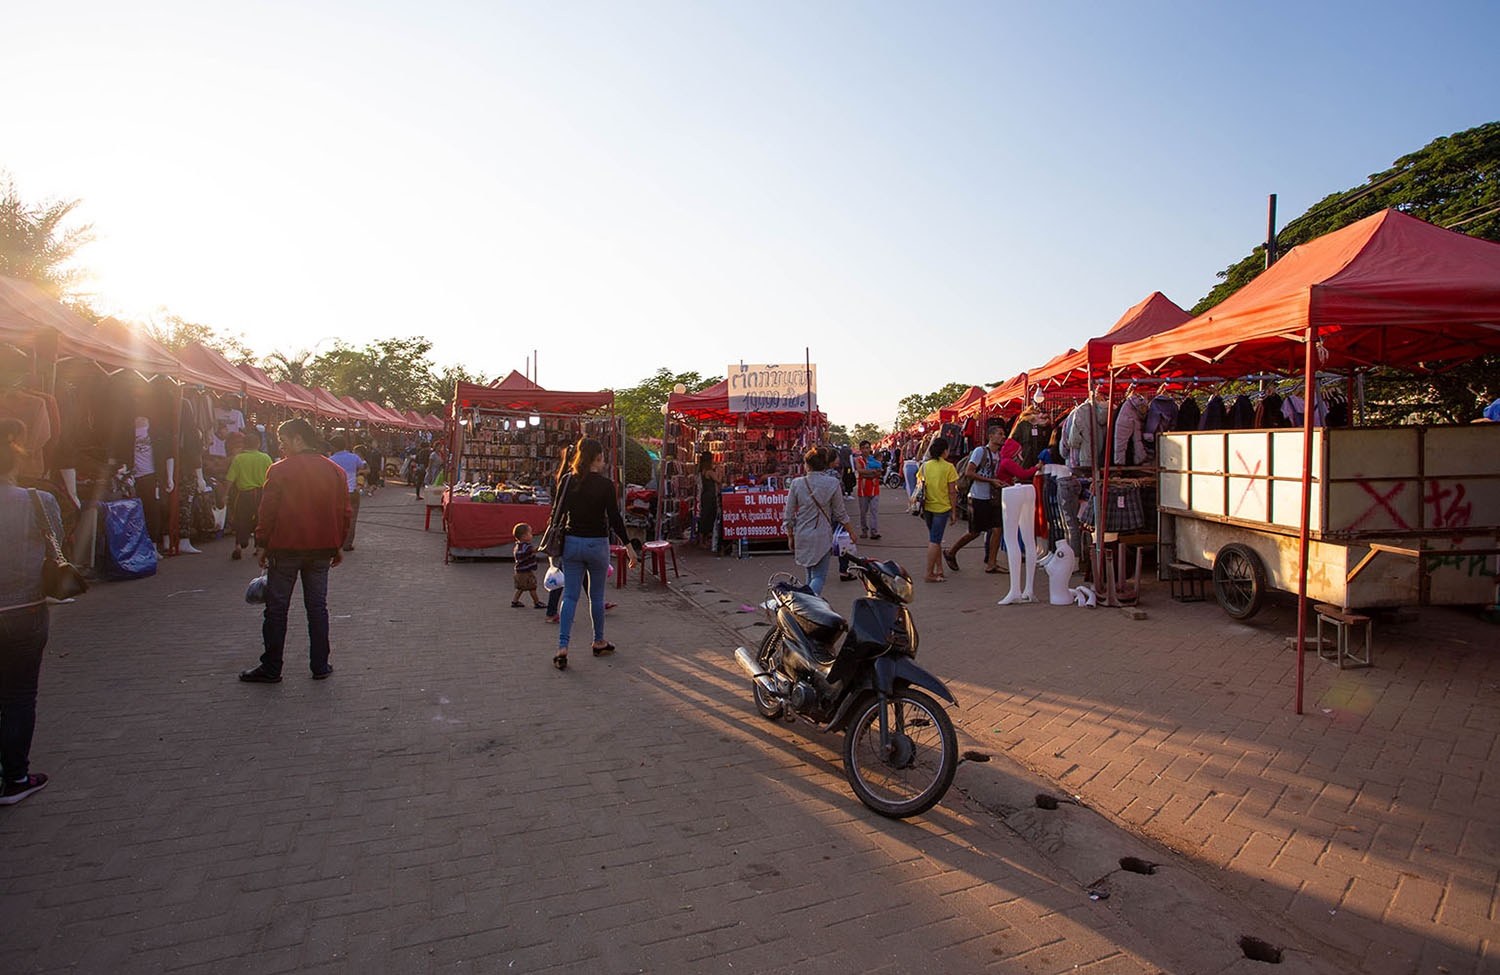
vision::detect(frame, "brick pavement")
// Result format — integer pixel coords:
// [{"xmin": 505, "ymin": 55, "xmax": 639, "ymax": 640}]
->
[
  {"xmin": 672, "ymin": 486, "xmax": 1500, "ymax": 975},
  {"xmin": 0, "ymin": 485, "xmax": 1231, "ymax": 974}
]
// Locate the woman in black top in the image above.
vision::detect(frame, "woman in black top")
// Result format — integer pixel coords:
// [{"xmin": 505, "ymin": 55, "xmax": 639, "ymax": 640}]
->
[
  {"xmin": 553, "ymin": 438, "xmax": 636, "ymax": 670},
  {"xmin": 696, "ymin": 450, "xmax": 719, "ymax": 551}
]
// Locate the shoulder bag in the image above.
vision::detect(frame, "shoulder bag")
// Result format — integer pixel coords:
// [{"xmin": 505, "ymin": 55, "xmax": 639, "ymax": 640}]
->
[
  {"xmin": 907, "ymin": 464, "xmax": 926, "ymax": 516},
  {"xmin": 537, "ymin": 473, "xmax": 573, "ymax": 558},
  {"xmin": 28, "ymin": 489, "xmax": 89, "ymax": 601}
]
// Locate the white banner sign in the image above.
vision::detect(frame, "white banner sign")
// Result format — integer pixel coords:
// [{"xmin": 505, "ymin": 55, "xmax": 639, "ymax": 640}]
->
[{"xmin": 727, "ymin": 363, "xmax": 818, "ymax": 413}]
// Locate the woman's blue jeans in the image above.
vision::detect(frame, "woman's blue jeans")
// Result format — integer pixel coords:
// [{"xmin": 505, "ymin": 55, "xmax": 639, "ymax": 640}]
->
[
  {"xmin": 804, "ymin": 550, "xmax": 833, "ymax": 594},
  {"xmin": 560, "ymin": 536, "xmax": 609, "ymax": 650}
]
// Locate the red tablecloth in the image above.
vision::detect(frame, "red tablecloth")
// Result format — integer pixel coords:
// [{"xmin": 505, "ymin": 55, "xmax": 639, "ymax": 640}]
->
[{"xmin": 443, "ymin": 491, "xmax": 552, "ymax": 551}]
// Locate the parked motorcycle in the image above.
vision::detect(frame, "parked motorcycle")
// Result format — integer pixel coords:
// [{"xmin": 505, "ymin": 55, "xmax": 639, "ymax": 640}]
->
[{"xmin": 733, "ymin": 554, "xmax": 958, "ymax": 818}]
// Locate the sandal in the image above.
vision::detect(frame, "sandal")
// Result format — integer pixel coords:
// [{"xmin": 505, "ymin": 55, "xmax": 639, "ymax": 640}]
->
[
  {"xmin": 924, "ymin": 575, "xmax": 946, "ymax": 583},
  {"xmin": 553, "ymin": 652, "xmax": 568, "ymax": 670},
  {"xmin": 511, "ymin": 601, "xmax": 524, "ymax": 608},
  {"xmin": 592, "ymin": 643, "xmax": 616, "ymax": 657},
  {"xmin": 943, "ymin": 552, "xmax": 960, "ymax": 572},
  {"xmin": 984, "ymin": 566, "xmax": 1003, "ymax": 574}
]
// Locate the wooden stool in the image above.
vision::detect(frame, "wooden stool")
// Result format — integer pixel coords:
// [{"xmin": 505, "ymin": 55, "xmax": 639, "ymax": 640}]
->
[
  {"xmin": 608, "ymin": 545, "xmax": 629, "ymax": 588},
  {"xmin": 641, "ymin": 540, "xmax": 680, "ymax": 586},
  {"xmin": 424, "ymin": 502, "xmax": 443, "ymax": 530},
  {"xmin": 1315, "ymin": 603, "xmax": 1373, "ymax": 668},
  {"xmin": 1168, "ymin": 561, "xmax": 1211, "ymax": 602}
]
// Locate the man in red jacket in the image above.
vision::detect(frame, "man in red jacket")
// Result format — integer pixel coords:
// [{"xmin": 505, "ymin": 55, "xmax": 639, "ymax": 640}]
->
[{"xmin": 239, "ymin": 418, "xmax": 352, "ymax": 683}]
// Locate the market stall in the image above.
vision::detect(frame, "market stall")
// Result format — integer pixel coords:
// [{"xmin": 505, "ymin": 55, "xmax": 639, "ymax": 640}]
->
[
  {"xmin": 444, "ymin": 373, "xmax": 618, "ymax": 561},
  {"xmin": 1104, "ymin": 209, "xmax": 1500, "ymax": 711},
  {"xmin": 661, "ymin": 377, "xmax": 826, "ymax": 554}
]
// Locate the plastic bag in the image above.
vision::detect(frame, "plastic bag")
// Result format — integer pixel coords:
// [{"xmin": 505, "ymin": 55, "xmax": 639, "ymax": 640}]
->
[
  {"xmin": 833, "ymin": 526, "xmax": 858, "ymax": 557},
  {"xmin": 543, "ymin": 564, "xmax": 564, "ymax": 591},
  {"xmin": 245, "ymin": 572, "xmax": 270, "ymax": 604}
]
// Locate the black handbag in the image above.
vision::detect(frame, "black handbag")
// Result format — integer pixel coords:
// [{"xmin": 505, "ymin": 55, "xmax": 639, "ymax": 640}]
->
[
  {"xmin": 29, "ymin": 489, "xmax": 89, "ymax": 601},
  {"xmin": 537, "ymin": 474, "xmax": 572, "ymax": 558}
]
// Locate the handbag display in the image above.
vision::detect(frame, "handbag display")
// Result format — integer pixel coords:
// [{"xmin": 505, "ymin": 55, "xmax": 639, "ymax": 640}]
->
[{"xmin": 28, "ymin": 489, "xmax": 89, "ymax": 601}]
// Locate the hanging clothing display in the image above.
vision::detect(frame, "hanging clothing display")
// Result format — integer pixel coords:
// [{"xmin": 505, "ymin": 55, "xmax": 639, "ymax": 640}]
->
[
  {"xmin": 1198, "ymin": 394, "xmax": 1227, "ymax": 431},
  {"xmin": 1174, "ymin": 395, "xmax": 1201, "ymax": 431},
  {"xmin": 1112, "ymin": 393, "xmax": 1149, "ymax": 465},
  {"xmin": 1228, "ymin": 395, "xmax": 1256, "ymax": 429},
  {"xmin": 1253, "ymin": 392, "xmax": 1284, "ymax": 428}
]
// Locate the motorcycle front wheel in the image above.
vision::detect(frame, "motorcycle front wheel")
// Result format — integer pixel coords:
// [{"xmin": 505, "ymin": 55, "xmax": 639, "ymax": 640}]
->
[{"xmin": 842, "ymin": 687, "xmax": 957, "ymax": 818}]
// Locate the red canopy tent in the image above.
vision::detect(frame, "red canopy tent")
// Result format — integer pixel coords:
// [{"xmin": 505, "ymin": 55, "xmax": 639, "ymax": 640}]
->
[
  {"xmin": 364, "ymin": 401, "xmax": 413, "ymax": 428},
  {"xmin": 1029, "ymin": 292, "xmax": 1192, "ymax": 393},
  {"xmin": 335, "ymin": 395, "xmax": 381, "ymax": 426},
  {"xmin": 1104, "ymin": 210, "xmax": 1500, "ymax": 715},
  {"xmin": 1109, "ymin": 210, "xmax": 1500, "ymax": 376},
  {"xmin": 982, "ymin": 372, "xmax": 1029, "ymax": 413}
]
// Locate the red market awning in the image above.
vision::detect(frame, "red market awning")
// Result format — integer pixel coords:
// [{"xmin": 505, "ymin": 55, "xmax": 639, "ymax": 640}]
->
[
  {"xmin": 982, "ymin": 372, "xmax": 1029, "ymax": 412},
  {"xmin": 1110, "ymin": 210, "xmax": 1500, "ymax": 376}
]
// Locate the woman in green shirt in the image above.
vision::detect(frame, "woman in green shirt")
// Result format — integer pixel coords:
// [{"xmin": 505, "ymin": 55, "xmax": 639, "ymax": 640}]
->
[
  {"xmin": 226, "ymin": 437, "xmax": 273, "ymax": 561},
  {"xmin": 918, "ymin": 437, "xmax": 959, "ymax": 583}
]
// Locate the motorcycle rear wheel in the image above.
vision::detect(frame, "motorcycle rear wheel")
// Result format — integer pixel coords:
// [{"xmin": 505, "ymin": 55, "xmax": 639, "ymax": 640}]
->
[
  {"xmin": 752, "ymin": 628, "xmax": 785, "ymax": 720},
  {"xmin": 842, "ymin": 687, "xmax": 957, "ymax": 818}
]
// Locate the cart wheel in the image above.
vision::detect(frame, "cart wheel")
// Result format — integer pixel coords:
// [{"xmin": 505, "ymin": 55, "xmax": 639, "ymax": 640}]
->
[{"xmin": 1212, "ymin": 543, "xmax": 1267, "ymax": 620}]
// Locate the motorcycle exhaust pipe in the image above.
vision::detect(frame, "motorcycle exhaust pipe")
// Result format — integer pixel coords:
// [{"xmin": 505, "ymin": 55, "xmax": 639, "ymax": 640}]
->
[{"xmin": 733, "ymin": 647, "xmax": 781, "ymax": 697}]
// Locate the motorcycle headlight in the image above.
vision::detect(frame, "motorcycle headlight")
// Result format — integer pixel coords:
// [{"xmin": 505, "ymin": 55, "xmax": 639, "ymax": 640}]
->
[{"xmin": 890, "ymin": 574, "xmax": 914, "ymax": 604}]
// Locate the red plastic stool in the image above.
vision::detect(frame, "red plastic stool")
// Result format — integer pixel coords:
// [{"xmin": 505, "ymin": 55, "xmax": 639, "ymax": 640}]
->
[
  {"xmin": 608, "ymin": 545, "xmax": 629, "ymax": 588},
  {"xmin": 640, "ymin": 540, "xmax": 679, "ymax": 586},
  {"xmin": 424, "ymin": 502, "xmax": 443, "ymax": 530}
]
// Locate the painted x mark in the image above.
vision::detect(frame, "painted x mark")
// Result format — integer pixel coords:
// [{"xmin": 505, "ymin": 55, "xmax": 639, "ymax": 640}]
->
[
  {"xmin": 1230, "ymin": 452, "xmax": 1264, "ymax": 518},
  {"xmin": 1348, "ymin": 480, "xmax": 1411, "ymax": 531}
]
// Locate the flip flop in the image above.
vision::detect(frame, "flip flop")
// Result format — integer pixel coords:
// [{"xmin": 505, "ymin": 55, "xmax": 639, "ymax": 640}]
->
[
  {"xmin": 592, "ymin": 643, "xmax": 616, "ymax": 657},
  {"xmin": 984, "ymin": 566, "xmax": 1003, "ymax": 574},
  {"xmin": 553, "ymin": 653, "xmax": 568, "ymax": 670},
  {"xmin": 943, "ymin": 552, "xmax": 960, "ymax": 572}
]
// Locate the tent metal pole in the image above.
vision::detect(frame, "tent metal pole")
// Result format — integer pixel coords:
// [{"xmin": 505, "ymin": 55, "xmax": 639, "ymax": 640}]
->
[
  {"xmin": 1294, "ymin": 323, "xmax": 1318, "ymax": 715},
  {"xmin": 1101, "ymin": 371, "xmax": 1116, "ymax": 604}
]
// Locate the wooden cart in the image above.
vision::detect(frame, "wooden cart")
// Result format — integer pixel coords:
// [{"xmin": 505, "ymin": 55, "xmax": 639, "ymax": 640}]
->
[{"xmin": 1156, "ymin": 425, "xmax": 1500, "ymax": 618}]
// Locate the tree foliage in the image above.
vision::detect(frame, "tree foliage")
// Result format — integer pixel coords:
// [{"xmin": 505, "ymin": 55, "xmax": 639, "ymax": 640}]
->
[
  {"xmin": 850, "ymin": 422, "xmax": 886, "ymax": 446},
  {"xmin": 894, "ymin": 382, "xmax": 975, "ymax": 430},
  {"xmin": 826, "ymin": 423, "xmax": 849, "ymax": 446},
  {"xmin": 1192, "ymin": 121, "xmax": 1500, "ymax": 422},
  {"xmin": 263, "ymin": 348, "xmax": 317, "ymax": 386},
  {"xmin": 148, "ymin": 311, "xmax": 255, "ymax": 362},
  {"xmin": 307, "ymin": 337, "xmax": 437, "ymax": 411},
  {"xmin": 0, "ymin": 175, "xmax": 95, "ymax": 298},
  {"xmin": 1194, "ymin": 122, "xmax": 1500, "ymax": 315},
  {"xmin": 614, "ymin": 368, "xmax": 721, "ymax": 441}
]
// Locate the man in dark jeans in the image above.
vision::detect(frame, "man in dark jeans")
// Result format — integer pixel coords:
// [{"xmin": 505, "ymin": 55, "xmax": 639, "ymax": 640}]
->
[
  {"xmin": 239, "ymin": 418, "xmax": 351, "ymax": 684},
  {"xmin": 411, "ymin": 442, "xmax": 431, "ymax": 499}
]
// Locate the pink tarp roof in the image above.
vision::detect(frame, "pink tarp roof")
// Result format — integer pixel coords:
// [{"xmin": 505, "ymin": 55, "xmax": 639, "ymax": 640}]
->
[
  {"xmin": 174, "ymin": 343, "xmax": 286, "ymax": 402},
  {"xmin": 1110, "ymin": 210, "xmax": 1500, "ymax": 376},
  {"xmin": 455, "ymin": 377, "xmax": 613, "ymax": 415}
]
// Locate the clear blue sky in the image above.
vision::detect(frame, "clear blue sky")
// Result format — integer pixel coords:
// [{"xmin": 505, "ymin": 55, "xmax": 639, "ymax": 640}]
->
[{"xmin": 4, "ymin": 1, "xmax": 1496, "ymax": 429}]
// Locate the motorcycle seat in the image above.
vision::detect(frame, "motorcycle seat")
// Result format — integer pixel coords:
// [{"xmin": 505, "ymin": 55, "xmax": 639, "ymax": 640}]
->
[{"xmin": 785, "ymin": 591, "xmax": 847, "ymax": 640}]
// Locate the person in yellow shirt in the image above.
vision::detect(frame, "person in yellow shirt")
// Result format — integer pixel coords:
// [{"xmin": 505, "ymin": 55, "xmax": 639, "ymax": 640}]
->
[
  {"xmin": 226, "ymin": 435, "xmax": 274, "ymax": 561},
  {"xmin": 918, "ymin": 437, "xmax": 959, "ymax": 583}
]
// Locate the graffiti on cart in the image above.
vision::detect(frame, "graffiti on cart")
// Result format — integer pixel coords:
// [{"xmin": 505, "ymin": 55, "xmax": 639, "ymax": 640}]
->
[
  {"xmin": 1348, "ymin": 480, "xmax": 1411, "ymax": 531},
  {"xmin": 1424, "ymin": 480, "xmax": 1472, "ymax": 529},
  {"xmin": 1425, "ymin": 553, "xmax": 1497, "ymax": 578}
]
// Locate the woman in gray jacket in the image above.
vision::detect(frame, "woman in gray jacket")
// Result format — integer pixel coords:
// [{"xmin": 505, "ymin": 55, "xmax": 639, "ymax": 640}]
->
[
  {"xmin": 0, "ymin": 419, "xmax": 62, "ymax": 805},
  {"xmin": 783, "ymin": 447, "xmax": 853, "ymax": 595}
]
